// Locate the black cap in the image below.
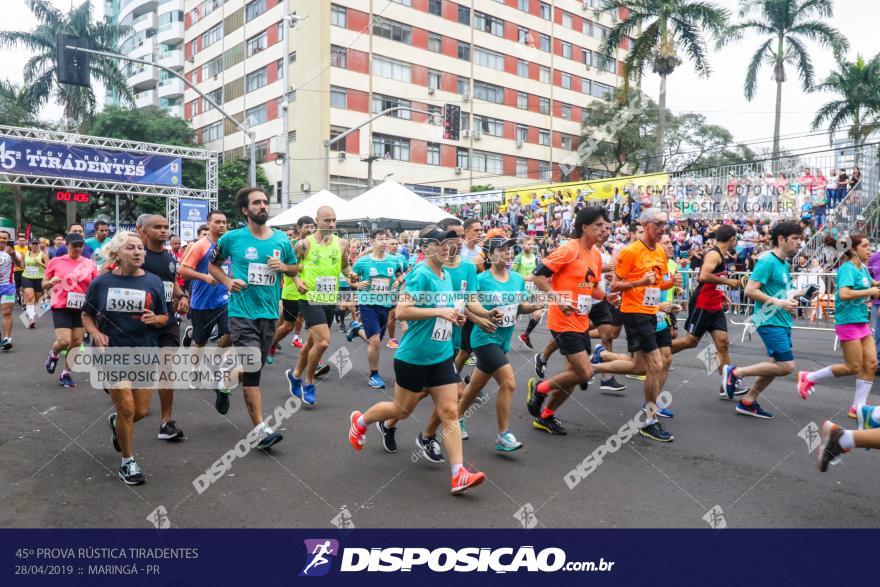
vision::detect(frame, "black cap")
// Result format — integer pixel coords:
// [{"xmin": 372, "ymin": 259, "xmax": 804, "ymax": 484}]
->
[
  {"xmin": 487, "ymin": 237, "xmax": 516, "ymax": 252},
  {"xmin": 65, "ymin": 233, "xmax": 85, "ymax": 244},
  {"xmin": 419, "ymin": 227, "xmax": 459, "ymax": 243},
  {"xmin": 29, "ymin": 237, "xmax": 39, "ymax": 244}
]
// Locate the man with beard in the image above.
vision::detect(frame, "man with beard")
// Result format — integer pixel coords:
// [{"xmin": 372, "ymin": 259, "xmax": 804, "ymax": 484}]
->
[{"xmin": 209, "ymin": 188, "xmax": 299, "ymax": 450}]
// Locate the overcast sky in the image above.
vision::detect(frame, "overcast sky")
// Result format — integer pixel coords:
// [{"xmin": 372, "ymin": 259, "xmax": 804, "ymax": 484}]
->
[{"xmin": 3, "ymin": 0, "xmax": 876, "ymax": 154}]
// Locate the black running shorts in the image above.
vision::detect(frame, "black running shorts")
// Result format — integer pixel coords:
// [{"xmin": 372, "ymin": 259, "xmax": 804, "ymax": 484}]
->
[{"xmin": 394, "ymin": 357, "xmax": 460, "ymax": 392}]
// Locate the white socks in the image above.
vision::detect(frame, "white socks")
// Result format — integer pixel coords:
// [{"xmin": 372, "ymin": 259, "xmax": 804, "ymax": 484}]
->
[
  {"xmin": 26, "ymin": 304, "xmax": 35, "ymax": 320},
  {"xmin": 806, "ymin": 367, "xmax": 834, "ymax": 383},
  {"xmin": 451, "ymin": 463, "xmax": 463, "ymax": 477},
  {"xmin": 357, "ymin": 415, "xmax": 366, "ymax": 428},
  {"xmin": 840, "ymin": 430, "xmax": 855, "ymax": 450},
  {"xmin": 854, "ymin": 379, "xmax": 872, "ymax": 408}
]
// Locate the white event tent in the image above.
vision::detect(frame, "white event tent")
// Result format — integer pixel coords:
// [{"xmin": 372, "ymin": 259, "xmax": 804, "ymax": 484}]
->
[
  {"xmin": 267, "ymin": 190, "xmax": 349, "ymax": 228},
  {"xmin": 337, "ymin": 180, "xmax": 455, "ymax": 229}
]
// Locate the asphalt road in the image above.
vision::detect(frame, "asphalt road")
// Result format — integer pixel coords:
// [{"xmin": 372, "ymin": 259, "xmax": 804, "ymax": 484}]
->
[{"xmin": 1, "ymin": 310, "xmax": 878, "ymax": 529}]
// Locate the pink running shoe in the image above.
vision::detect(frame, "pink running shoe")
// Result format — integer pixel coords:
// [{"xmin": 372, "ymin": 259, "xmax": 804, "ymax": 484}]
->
[{"xmin": 797, "ymin": 371, "xmax": 815, "ymax": 400}]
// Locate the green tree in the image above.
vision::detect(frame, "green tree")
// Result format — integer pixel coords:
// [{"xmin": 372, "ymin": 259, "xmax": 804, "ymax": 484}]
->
[
  {"xmin": 469, "ymin": 184, "xmax": 495, "ymax": 192},
  {"xmin": 810, "ymin": 54, "xmax": 880, "ymax": 165},
  {"xmin": 218, "ymin": 159, "xmax": 270, "ymax": 227},
  {"xmin": 599, "ymin": 0, "xmax": 729, "ymax": 171},
  {"xmin": 0, "ymin": 80, "xmax": 47, "ymax": 228},
  {"xmin": 727, "ymin": 0, "xmax": 848, "ymax": 160},
  {"xmin": 0, "ymin": 0, "xmax": 132, "ymax": 128},
  {"xmin": 665, "ymin": 113, "xmax": 757, "ymax": 171}
]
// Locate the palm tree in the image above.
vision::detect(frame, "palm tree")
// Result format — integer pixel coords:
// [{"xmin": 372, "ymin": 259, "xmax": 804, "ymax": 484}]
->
[
  {"xmin": 728, "ymin": 0, "xmax": 848, "ymax": 161},
  {"xmin": 0, "ymin": 0, "xmax": 132, "ymax": 129},
  {"xmin": 599, "ymin": 0, "xmax": 729, "ymax": 172},
  {"xmin": 810, "ymin": 54, "xmax": 880, "ymax": 166}
]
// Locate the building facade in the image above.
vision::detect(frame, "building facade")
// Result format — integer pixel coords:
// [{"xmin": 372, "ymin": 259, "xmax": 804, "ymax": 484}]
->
[
  {"xmin": 106, "ymin": 0, "xmax": 186, "ymax": 116},
  {"xmin": 182, "ymin": 0, "xmax": 629, "ymax": 210}
]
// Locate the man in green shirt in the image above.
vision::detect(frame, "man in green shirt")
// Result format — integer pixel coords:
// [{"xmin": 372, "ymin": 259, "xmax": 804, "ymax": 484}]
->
[
  {"xmin": 267, "ymin": 215, "xmax": 314, "ymax": 363},
  {"xmin": 209, "ymin": 187, "xmax": 299, "ymax": 451},
  {"xmin": 722, "ymin": 221, "xmax": 808, "ymax": 420},
  {"xmin": 512, "ymin": 238, "xmax": 543, "ymax": 349}
]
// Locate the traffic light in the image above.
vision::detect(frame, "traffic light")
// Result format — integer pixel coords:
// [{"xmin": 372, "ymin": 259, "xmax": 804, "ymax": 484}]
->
[
  {"xmin": 443, "ymin": 104, "xmax": 461, "ymax": 141},
  {"xmin": 57, "ymin": 34, "xmax": 91, "ymax": 88}
]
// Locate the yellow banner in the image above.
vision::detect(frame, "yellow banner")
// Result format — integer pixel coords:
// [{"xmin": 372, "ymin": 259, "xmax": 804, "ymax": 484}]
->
[{"xmin": 501, "ymin": 172, "xmax": 669, "ymax": 211}]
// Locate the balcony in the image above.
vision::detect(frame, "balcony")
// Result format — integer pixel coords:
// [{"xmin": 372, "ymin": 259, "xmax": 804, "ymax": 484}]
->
[
  {"xmin": 134, "ymin": 89, "xmax": 157, "ymax": 109},
  {"xmin": 162, "ymin": 103, "xmax": 183, "ymax": 118},
  {"xmin": 157, "ymin": 77, "xmax": 184, "ymax": 99},
  {"xmin": 118, "ymin": 0, "xmax": 158, "ymax": 23},
  {"xmin": 130, "ymin": 39, "xmax": 154, "ymax": 60},
  {"xmin": 131, "ymin": 11, "xmax": 156, "ymax": 33},
  {"xmin": 157, "ymin": 48, "xmax": 183, "ymax": 70},
  {"xmin": 157, "ymin": 21, "xmax": 184, "ymax": 44},
  {"xmin": 127, "ymin": 65, "xmax": 155, "ymax": 90}
]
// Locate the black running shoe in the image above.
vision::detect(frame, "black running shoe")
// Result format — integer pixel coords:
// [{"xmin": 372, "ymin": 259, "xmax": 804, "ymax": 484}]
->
[
  {"xmin": 416, "ymin": 434, "xmax": 444, "ymax": 463},
  {"xmin": 182, "ymin": 325, "xmax": 193, "ymax": 348},
  {"xmin": 314, "ymin": 362, "xmax": 331, "ymax": 378},
  {"xmin": 109, "ymin": 413, "xmax": 120, "ymax": 452},
  {"xmin": 257, "ymin": 430, "xmax": 283, "ymax": 450},
  {"xmin": 600, "ymin": 377, "xmax": 627, "ymax": 392},
  {"xmin": 158, "ymin": 420, "xmax": 184, "ymax": 441},
  {"xmin": 214, "ymin": 389, "xmax": 230, "ymax": 415},
  {"xmin": 533, "ymin": 353, "xmax": 547, "ymax": 378},
  {"xmin": 817, "ymin": 420, "xmax": 847, "ymax": 472},
  {"xmin": 118, "ymin": 460, "xmax": 145, "ymax": 485},
  {"xmin": 45, "ymin": 352, "xmax": 59, "ymax": 374},
  {"xmin": 376, "ymin": 421, "xmax": 397, "ymax": 453},
  {"xmin": 639, "ymin": 421, "xmax": 674, "ymax": 442},
  {"xmin": 533, "ymin": 415, "xmax": 567, "ymax": 435},
  {"xmin": 526, "ymin": 377, "xmax": 546, "ymax": 418}
]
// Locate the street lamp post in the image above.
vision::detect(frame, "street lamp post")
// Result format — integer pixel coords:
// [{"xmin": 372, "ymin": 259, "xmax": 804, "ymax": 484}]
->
[{"xmin": 279, "ymin": 10, "xmax": 307, "ymax": 209}]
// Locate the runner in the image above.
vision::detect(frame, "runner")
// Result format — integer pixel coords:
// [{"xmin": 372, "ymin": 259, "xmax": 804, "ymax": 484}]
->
[
  {"xmin": 0, "ymin": 231, "xmax": 21, "ymax": 350},
  {"xmin": 513, "ymin": 237, "xmax": 542, "ymax": 349},
  {"xmin": 525, "ymin": 207, "xmax": 618, "ymax": 436},
  {"xmin": 348, "ymin": 225, "xmax": 486, "ymax": 494},
  {"xmin": 348, "ymin": 228, "xmax": 405, "ymax": 389},
  {"xmin": 817, "ymin": 412, "xmax": 880, "ymax": 472},
  {"xmin": 586, "ymin": 239, "xmax": 628, "ymax": 393},
  {"xmin": 669, "ymin": 224, "xmax": 747, "ymax": 396},
  {"xmin": 178, "ymin": 210, "xmax": 232, "ymax": 413},
  {"xmin": 81, "ymin": 231, "xmax": 168, "ymax": 485},
  {"xmin": 267, "ymin": 215, "xmax": 314, "ymax": 362},
  {"xmin": 285, "ymin": 205, "xmax": 355, "ymax": 406},
  {"xmin": 384, "ymin": 237, "xmax": 409, "ymax": 349},
  {"xmin": 84, "ymin": 220, "xmax": 111, "ymax": 256},
  {"xmin": 593, "ymin": 209, "xmax": 679, "ymax": 441},
  {"xmin": 721, "ymin": 221, "xmax": 806, "ymax": 419},
  {"xmin": 138, "ymin": 215, "xmax": 188, "ymax": 441},
  {"xmin": 460, "ymin": 237, "xmax": 541, "ymax": 451},
  {"xmin": 13, "ymin": 235, "xmax": 27, "ymax": 306},
  {"xmin": 21, "ymin": 238, "xmax": 48, "ymax": 328},
  {"xmin": 797, "ymin": 234, "xmax": 880, "ymax": 417},
  {"xmin": 53, "ymin": 223, "xmax": 94, "ymax": 259},
  {"xmin": 208, "ymin": 187, "xmax": 298, "ymax": 450}
]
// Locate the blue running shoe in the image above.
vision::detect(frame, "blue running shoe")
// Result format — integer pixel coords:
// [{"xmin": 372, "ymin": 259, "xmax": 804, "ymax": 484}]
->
[
  {"xmin": 302, "ymin": 383, "xmax": 316, "ymax": 406},
  {"xmin": 643, "ymin": 402, "xmax": 674, "ymax": 418},
  {"xmin": 591, "ymin": 344, "xmax": 605, "ymax": 365},
  {"xmin": 722, "ymin": 364, "xmax": 738, "ymax": 400},
  {"xmin": 59, "ymin": 373, "xmax": 76, "ymax": 388},
  {"xmin": 347, "ymin": 321, "xmax": 362, "ymax": 343},
  {"xmin": 735, "ymin": 400, "xmax": 773, "ymax": 419},
  {"xmin": 857, "ymin": 404, "xmax": 879, "ymax": 430},
  {"xmin": 368, "ymin": 373, "xmax": 386, "ymax": 389},
  {"xmin": 285, "ymin": 369, "xmax": 302, "ymax": 399}
]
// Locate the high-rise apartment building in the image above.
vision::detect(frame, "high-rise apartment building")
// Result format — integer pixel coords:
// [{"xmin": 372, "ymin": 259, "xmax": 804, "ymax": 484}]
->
[
  {"xmin": 106, "ymin": 0, "xmax": 186, "ymax": 116},
  {"xmin": 183, "ymin": 0, "xmax": 629, "ymax": 210}
]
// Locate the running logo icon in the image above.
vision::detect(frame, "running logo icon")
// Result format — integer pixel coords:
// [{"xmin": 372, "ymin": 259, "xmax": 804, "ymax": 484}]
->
[{"xmin": 300, "ymin": 539, "xmax": 339, "ymax": 577}]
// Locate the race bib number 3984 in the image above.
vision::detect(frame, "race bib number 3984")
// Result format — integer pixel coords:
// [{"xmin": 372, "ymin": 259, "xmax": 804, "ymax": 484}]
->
[{"xmin": 106, "ymin": 288, "xmax": 146, "ymax": 313}]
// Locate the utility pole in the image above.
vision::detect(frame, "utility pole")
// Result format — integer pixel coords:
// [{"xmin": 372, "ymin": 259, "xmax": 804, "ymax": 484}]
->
[
  {"xmin": 280, "ymin": 11, "xmax": 306, "ymax": 208},
  {"xmin": 361, "ymin": 154, "xmax": 381, "ymax": 187}
]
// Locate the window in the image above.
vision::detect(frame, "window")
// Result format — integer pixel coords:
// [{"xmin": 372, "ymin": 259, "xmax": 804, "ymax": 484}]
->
[
  {"xmin": 158, "ymin": 10, "xmax": 183, "ymax": 30},
  {"xmin": 539, "ymin": 66, "xmax": 550, "ymax": 83},
  {"xmin": 473, "ymin": 47, "xmax": 504, "ymax": 71},
  {"xmin": 583, "ymin": 49, "xmax": 594, "ymax": 67},
  {"xmin": 539, "ymin": 34, "xmax": 550, "ymax": 52},
  {"xmin": 245, "ymin": 0, "xmax": 266, "ymax": 22},
  {"xmin": 458, "ymin": 5, "xmax": 470, "ymax": 25},
  {"xmin": 581, "ymin": 78, "xmax": 591, "ymax": 94},
  {"xmin": 276, "ymin": 58, "xmax": 283, "ymax": 78},
  {"xmin": 516, "ymin": 158, "xmax": 528, "ymax": 178},
  {"xmin": 202, "ymin": 55, "xmax": 223, "ymax": 78},
  {"xmin": 516, "ymin": 91, "xmax": 528, "ymax": 109},
  {"xmin": 474, "ymin": 11, "xmax": 504, "ymax": 37},
  {"xmin": 516, "ymin": 125, "xmax": 528, "ymax": 142},
  {"xmin": 330, "ymin": 86, "xmax": 347, "ymax": 108},
  {"xmin": 373, "ymin": 18, "xmax": 412, "ymax": 44},
  {"xmin": 561, "ymin": 41, "xmax": 572, "ymax": 59},
  {"xmin": 427, "ymin": 143, "xmax": 440, "ymax": 165},
  {"xmin": 591, "ymin": 81, "xmax": 613, "ymax": 100},
  {"xmin": 373, "ymin": 94, "xmax": 411, "ymax": 119},
  {"xmin": 561, "ymin": 72, "xmax": 572, "ymax": 90},
  {"xmin": 246, "ymin": 68, "xmax": 268, "ymax": 91},
  {"xmin": 518, "ymin": 27, "xmax": 531, "ymax": 44},
  {"xmin": 561, "ymin": 104, "xmax": 572, "ymax": 120},
  {"xmin": 457, "ymin": 76, "xmax": 469, "ymax": 95},
  {"xmin": 255, "ymin": 142, "xmax": 268, "ymax": 164},
  {"xmin": 594, "ymin": 24, "xmax": 609, "ymax": 40},
  {"xmin": 373, "ymin": 56, "xmax": 412, "ymax": 82},
  {"xmin": 473, "ymin": 81, "xmax": 503, "ymax": 103},
  {"xmin": 427, "ymin": 104, "xmax": 442, "ymax": 124},
  {"xmin": 203, "ymin": 121, "xmax": 222, "ymax": 142},
  {"xmin": 517, "ymin": 59, "xmax": 528, "ymax": 77},
  {"xmin": 472, "ymin": 151, "xmax": 502, "ymax": 174},
  {"xmin": 562, "ymin": 135, "xmax": 573, "ymax": 150},
  {"xmin": 538, "ymin": 96, "xmax": 550, "ymax": 114},
  {"xmin": 372, "ymin": 133, "xmax": 410, "ymax": 161},
  {"xmin": 538, "ymin": 161, "xmax": 551, "ymax": 181},
  {"xmin": 457, "ymin": 41, "xmax": 470, "ymax": 61},
  {"xmin": 390, "ymin": 0, "xmax": 412, "ymax": 5},
  {"xmin": 519, "ymin": 0, "xmax": 529, "ymax": 10},
  {"xmin": 582, "ymin": 19, "xmax": 593, "ymax": 36},
  {"xmin": 562, "ymin": 12, "xmax": 572, "ymax": 28},
  {"xmin": 331, "ymin": 4, "xmax": 347, "ymax": 27},
  {"xmin": 475, "ymin": 115, "xmax": 504, "ymax": 137},
  {"xmin": 428, "ymin": 70, "xmax": 442, "ymax": 90},
  {"xmin": 428, "ymin": 0, "xmax": 442, "ymax": 16},
  {"xmin": 538, "ymin": 129, "xmax": 550, "ymax": 146},
  {"xmin": 206, "ymin": 87, "xmax": 223, "ymax": 104},
  {"xmin": 245, "ymin": 103, "xmax": 268, "ymax": 126},
  {"xmin": 329, "ymin": 126, "xmax": 345, "ymax": 151},
  {"xmin": 597, "ymin": 55, "xmax": 616, "ymax": 73},
  {"xmin": 330, "ymin": 45, "xmax": 347, "ymax": 68},
  {"xmin": 456, "ymin": 147, "xmax": 469, "ymax": 169},
  {"xmin": 202, "ymin": 23, "xmax": 223, "ymax": 48},
  {"xmin": 428, "ymin": 33, "xmax": 442, "ymax": 53},
  {"xmin": 539, "ymin": 2, "xmax": 551, "ymax": 20},
  {"xmin": 247, "ymin": 31, "xmax": 267, "ymax": 56}
]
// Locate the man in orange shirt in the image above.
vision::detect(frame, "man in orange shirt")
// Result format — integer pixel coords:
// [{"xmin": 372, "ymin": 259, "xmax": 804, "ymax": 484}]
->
[
  {"xmin": 526, "ymin": 207, "xmax": 620, "ymax": 435},
  {"xmin": 602, "ymin": 208, "xmax": 679, "ymax": 442}
]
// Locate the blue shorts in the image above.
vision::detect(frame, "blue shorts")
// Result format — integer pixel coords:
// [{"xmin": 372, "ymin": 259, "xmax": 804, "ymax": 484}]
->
[
  {"xmin": 756, "ymin": 326, "xmax": 793, "ymax": 362},
  {"xmin": 359, "ymin": 305, "xmax": 389, "ymax": 339},
  {"xmin": 0, "ymin": 283, "xmax": 15, "ymax": 303}
]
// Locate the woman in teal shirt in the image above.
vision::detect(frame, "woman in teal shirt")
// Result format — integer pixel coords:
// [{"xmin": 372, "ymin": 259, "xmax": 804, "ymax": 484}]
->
[
  {"xmin": 348, "ymin": 226, "xmax": 487, "ymax": 494},
  {"xmin": 798, "ymin": 234, "xmax": 880, "ymax": 419}
]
